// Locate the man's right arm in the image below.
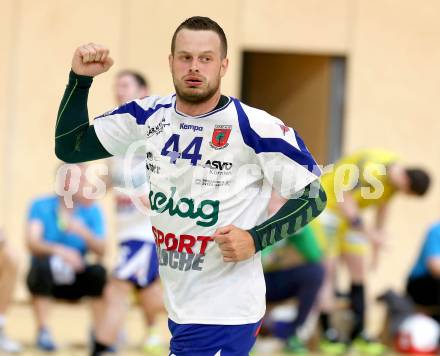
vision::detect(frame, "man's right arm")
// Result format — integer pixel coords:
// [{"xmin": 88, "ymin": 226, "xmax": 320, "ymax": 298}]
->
[
  {"xmin": 55, "ymin": 71, "xmax": 111, "ymax": 163},
  {"xmin": 26, "ymin": 220, "xmax": 84, "ymax": 271},
  {"xmin": 26, "ymin": 220, "xmax": 58, "ymax": 256},
  {"xmin": 55, "ymin": 43, "xmax": 114, "ymax": 163}
]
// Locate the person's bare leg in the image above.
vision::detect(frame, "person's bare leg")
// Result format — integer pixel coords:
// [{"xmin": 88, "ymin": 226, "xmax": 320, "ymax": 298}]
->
[
  {"xmin": 0, "ymin": 246, "xmax": 22, "ymax": 352},
  {"xmin": 28, "ymin": 260, "xmax": 57, "ymax": 351},
  {"xmin": 319, "ymin": 257, "xmax": 337, "ymax": 314},
  {"xmin": 89, "ymin": 297, "xmax": 106, "ymax": 331},
  {"xmin": 32, "ymin": 297, "xmax": 51, "ymax": 330},
  {"xmin": 95, "ymin": 278, "xmax": 131, "ymax": 346},
  {"xmin": 139, "ymin": 280, "xmax": 165, "ymax": 328},
  {"xmin": 342, "ymin": 253, "xmax": 365, "ymax": 285},
  {"xmin": 139, "ymin": 280, "xmax": 165, "ymax": 350},
  {"xmin": 0, "ymin": 246, "xmax": 19, "ymax": 317}
]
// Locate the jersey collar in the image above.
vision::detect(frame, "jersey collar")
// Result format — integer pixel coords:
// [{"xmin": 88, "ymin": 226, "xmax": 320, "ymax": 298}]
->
[{"xmin": 172, "ymin": 94, "xmax": 232, "ymax": 119}]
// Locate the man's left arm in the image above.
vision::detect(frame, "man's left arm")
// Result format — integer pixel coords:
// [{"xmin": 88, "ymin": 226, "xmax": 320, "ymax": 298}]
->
[
  {"xmin": 68, "ymin": 207, "xmax": 106, "ymax": 257},
  {"xmin": 68, "ymin": 221, "xmax": 105, "ymax": 257},
  {"xmin": 214, "ymin": 111, "xmax": 325, "ymax": 261},
  {"xmin": 249, "ymin": 182, "xmax": 326, "ymax": 252},
  {"xmin": 214, "ymin": 182, "xmax": 326, "ymax": 262}
]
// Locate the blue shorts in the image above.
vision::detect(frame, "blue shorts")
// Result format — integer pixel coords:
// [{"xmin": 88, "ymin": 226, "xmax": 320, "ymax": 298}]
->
[
  {"xmin": 168, "ymin": 319, "xmax": 262, "ymax": 356},
  {"xmin": 113, "ymin": 240, "xmax": 159, "ymax": 288}
]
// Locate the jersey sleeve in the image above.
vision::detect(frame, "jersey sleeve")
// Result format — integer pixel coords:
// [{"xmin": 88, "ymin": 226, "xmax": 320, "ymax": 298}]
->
[
  {"xmin": 236, "ymin": 100, "xmax": 321, "ymax": 198},
  {"xmin": 93, "ymin": 96, "xmax": 160, "ymax": 156}
]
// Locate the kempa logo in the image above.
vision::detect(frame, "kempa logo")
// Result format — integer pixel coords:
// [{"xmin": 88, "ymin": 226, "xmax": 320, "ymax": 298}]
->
[
  {"xmin": 180, "ymin": 123, "xmax": 203, "ymax": 132},
  {"xmin": 149, "ymin": 187, "xmax": 219, "ymax": 227}
]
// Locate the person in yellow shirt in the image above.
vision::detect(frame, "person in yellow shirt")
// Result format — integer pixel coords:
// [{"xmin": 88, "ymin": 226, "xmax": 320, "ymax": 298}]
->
[{"xmin": 312, "ymin": 149, "xmax": 430, "ymax": 354}]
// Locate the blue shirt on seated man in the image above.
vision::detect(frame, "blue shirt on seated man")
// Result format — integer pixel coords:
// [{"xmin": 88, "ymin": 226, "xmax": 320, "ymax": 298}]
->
[
  {"xmin": 28, "ymin": 195, "xmax": 104, "ymax": 257},
  {"xmin": 26, "ymin": 163, "xmax": 107, "ymax": 352},
  {"xmin": 407, "ymin": 222, "xmax": 440, "ymax": 313}
]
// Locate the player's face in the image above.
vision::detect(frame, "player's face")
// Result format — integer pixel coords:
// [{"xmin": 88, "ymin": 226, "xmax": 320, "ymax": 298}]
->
[
  {"xmin": 389, "ymin": 164, "xmax": 412, "ymax": 194},
  {"xmin": 399, "ymin": 174, "xmax": 412, "ymax": 194},
  {"xmin": 169, "ymin": 29, "xmax": 228, "ymax": 103},
  {"xmin": 114, "ymin": 74, "xmax": 148, "ymax": 105}
]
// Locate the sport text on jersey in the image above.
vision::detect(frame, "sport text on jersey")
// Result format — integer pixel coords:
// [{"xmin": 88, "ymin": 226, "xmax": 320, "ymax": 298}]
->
[{"xmin": 153, "ymin": 226, "xmax": 213, "ymax": 272}]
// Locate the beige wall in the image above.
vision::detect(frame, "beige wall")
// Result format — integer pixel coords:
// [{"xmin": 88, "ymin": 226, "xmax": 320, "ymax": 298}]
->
[
  {"xmin": 241, "ymin": 0, "xmax": 352, "ymax": 54},
  {"xmin": 2, "ymin": 0, "xmax": 440, "ymax": 330},
  {"xmin": 0, "ymin": 0, "xmax": 17, "ymax": 226}
]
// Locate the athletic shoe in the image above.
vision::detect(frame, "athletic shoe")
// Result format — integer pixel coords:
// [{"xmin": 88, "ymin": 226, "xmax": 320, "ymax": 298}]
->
[
  {"xmin": 37, "ymin": 328, "xmax": 57, "ymax": 352},
  {"xmin": 0, "ymin": 332, "xmax": 22, "ymax": 353},
  {"xmin": 90, "ymin": 333, "xmax": 116, "ymax": 355},
  {"xmin": 284, "ymin": 335, "xmax": 308, "ymax": 354},
  {"xmin": 319, "ymin": 338, "xmax": 347, "ymax": 355},
  {"xmin": 142, "ymin": 331, "xmax": 163, "ymax": 355},
  {"xmin": 351, "ymin": 335, "xmax": 386, "ymax": 355}
]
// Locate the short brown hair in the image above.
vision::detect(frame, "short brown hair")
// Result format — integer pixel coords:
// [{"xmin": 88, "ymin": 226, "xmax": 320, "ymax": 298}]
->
[
  {"xmin": 405, "ymin": 168, "xmax": 431, "ymax": 196},
  {"xmin": 171, "ymin": 16, "xmax": 228, "ymax": 58},
  {"xmin": 117, "ymin": 70, "xmax": 148, "ymax": 89}
]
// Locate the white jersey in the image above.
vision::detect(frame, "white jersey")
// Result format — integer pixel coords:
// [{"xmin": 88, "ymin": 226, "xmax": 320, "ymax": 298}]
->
[
  {"xmin": 109, "ymin": 155, "xmax": 154, "ymax": 242},
  {"xmin": 94, "ymin": 94, "xmax": 319, "ymax": 325}
]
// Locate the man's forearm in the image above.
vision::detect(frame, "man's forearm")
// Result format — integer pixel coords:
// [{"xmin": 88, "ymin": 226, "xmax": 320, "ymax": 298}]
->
[
  {"xmin": 338, "ymin": 192, "xmax": 363, "ymax": 227},
  {"xmin": 55, "ymin": 71, "xmax": 111, "ymax": 163},
  {"xmin": 248, "ymin": 182, "xmax": 327, "ymax": 252},
  {"xmin": 428, "ymin": 259, "xmax": 440, "ymax": 278},
  {"xmin": 81, "ymin": 231, "xmax": 105, "ymax": 257},
  {"xmin": 28, "ymin": 240, "xmax": 61, "ymax": 257}
]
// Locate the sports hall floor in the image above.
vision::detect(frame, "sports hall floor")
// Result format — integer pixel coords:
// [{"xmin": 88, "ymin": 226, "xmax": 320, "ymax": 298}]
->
[{"xmin": 7, "ymin": 303, "xmax": 402, "ymax": 355}]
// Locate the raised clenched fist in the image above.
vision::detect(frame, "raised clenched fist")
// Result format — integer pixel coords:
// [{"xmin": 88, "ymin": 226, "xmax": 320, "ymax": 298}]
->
[{"xmin": 71, "ymin": 43, "xmax": 114, "ymax": 77}]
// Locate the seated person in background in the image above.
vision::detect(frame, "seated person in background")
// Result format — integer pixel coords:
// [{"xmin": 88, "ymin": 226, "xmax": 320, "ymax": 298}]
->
[
  {"xmin": 407, "ymin": 221, "xmax": 440, "ymax": 319},
  {"xmin": 0, "ymin": 229, "xmax": 21, "ymax": 353},
  {"xmin": 262, "ymin": 191, "xmax": 324, "ymax": 353},
  {"xmin": 26, "ymin": 163, "xmax": 107, "ymax": 352}
]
